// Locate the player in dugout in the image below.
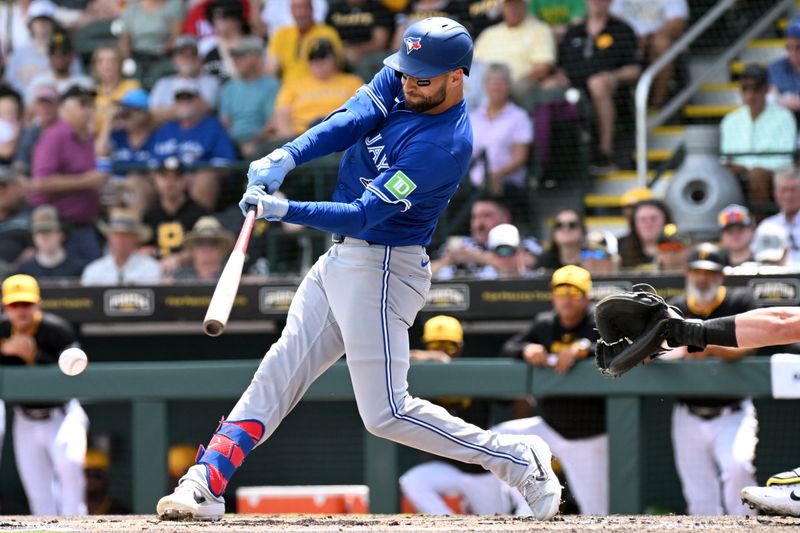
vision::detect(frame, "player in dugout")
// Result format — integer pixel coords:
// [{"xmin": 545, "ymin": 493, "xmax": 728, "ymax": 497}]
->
[
  {"xmin": 157, "ymin": 16, "xmax": 561, "ymax": 522},
  {"xmin": 0, "ymin": 274, "xmax": 88, "ymax": 515}
]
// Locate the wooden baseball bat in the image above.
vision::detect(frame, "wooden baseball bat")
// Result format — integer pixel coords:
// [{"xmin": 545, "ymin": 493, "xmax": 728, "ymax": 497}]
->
[{"xmin": 203, "ymin": 206, "xmax": 257, "ymax": 336}]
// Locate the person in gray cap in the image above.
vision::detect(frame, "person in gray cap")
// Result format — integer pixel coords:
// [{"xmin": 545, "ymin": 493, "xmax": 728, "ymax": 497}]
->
[
  {"xmin": 661, "ymin": 242, "xmax": 760, "ymax": 516},
  {"xmin": 150, "ymin": 35, "xmax": 221, "ymax": 124},
  {"xmin": 0, "ymin": 165, "xmax": 30, "ymax": 274},
  {"xmin": 17, "ymin": 205, "xmax": 85, "ymax": 279},
  {"xmin": 721, "ymin": 63, "xmax": 797, "ymax": 209},
  {"xmin": 219, "ymin": 36, "xmax": 279, "ymax": 156}
]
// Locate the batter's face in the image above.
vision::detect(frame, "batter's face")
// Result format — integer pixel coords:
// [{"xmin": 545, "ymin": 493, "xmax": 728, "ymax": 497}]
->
[
  {"xmin": 3, "ymin": 301, "xmax": 39, "ymax": 330},
  {"xmin": 402, "ymin": 72, "xmax": 448, "ymax": 113}
]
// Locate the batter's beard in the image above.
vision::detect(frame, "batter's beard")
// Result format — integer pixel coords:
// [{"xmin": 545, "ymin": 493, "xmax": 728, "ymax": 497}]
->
[{"xmin": 405, "ymin": 84, "xmax": 447, "ymax": 113}]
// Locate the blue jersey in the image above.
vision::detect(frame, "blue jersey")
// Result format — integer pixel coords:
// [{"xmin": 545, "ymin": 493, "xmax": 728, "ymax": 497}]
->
[
  {"xmin": 282, "ymin": 67, "xmax": 473, "ymax": 246},
  {"xmin": 110, "ymin": 129, "xmax": 156, "ymax": 171},
  {"xmin": 151, "ymin": 114, "xmax": 237, "ymax": 168}
]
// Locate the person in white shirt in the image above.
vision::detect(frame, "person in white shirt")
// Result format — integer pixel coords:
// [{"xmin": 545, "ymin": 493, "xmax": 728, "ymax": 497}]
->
[
  {"xmin": 80, "ymin": 208, "xmax": 160, "ymax": 286},
  {"xmin": 756, "ymin": 165, "xmax": 800, "ymax": 266}
]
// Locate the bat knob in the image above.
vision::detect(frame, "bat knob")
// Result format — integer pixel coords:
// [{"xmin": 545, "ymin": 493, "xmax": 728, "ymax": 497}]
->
[{"xmin": 203, "ymin": 320, "xmax": 224, "ymax": 337}]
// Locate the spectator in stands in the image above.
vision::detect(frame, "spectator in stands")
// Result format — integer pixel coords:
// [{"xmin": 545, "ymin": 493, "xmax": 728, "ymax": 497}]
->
[
  {"xmin": 26, "ymin": 30, "xmax": 91, "ymax": 103},
  {"xmin": 142, "ymin": 156, "xmax": 209, "ymax": 275},
  {"xmin": 610, "ymin": 0, "xmax": 688, "ymax": 108},
  {"xmin": 662, "ymin": 243, "xmax": 758, "ymax": 516},
  {"xmin": 169, "ymin": 216, "xmax": 233, "ymax": 281},
  {"xmin": 149, "ymin": 36, "xmax": 220, "ymax": 125},
  {"xmin": 96, "ymin": 88, "xmax": 156, "ymax": 214},
  {"xmin": 183, "ymin": 0, "xmax": 258, "ymax": 39},
  {"xmin": 327, "ymin": 0, "xmax": 393, "ymax": 69},
  {"xmin": 555, "ymin": 0, "xmax": 640, "ymax": 172},
  {"xmin": 118, "ymin": 0, "xmax": 184, "ymax": 77},
  {"xmin": 199, "ymin": 1, "xmax": 251, "ymax": 83},
  {"xmin": 536, "ymin": 208, "xmax": 586, "ymax": 270},
  {"xmin": 756, "ymin": 166, "xmax": 800, "ymax": 266},
  {"xmin": 265, "ymin": 0, "xmax": 345, "ymax": 83},
  {"xmin": 49, "ymin": 0, "xmax": 121, "ymax": 32},
  {"xmin": 497, "ymin": 265, "xmax": 607, "ymax": 515},
  {"xmin": 431, "ymin": 197, "xmax": 539, "ymax": 279},
  {"xmin": 0, "ymin": 165, "xmax": 31, "ymax": 274},
  {"xmin": 4, "ymin": 0, "xmax": 63, "ymax": 95},
  {"xmin": 0, "ymin": 89, "xmax": 22, "ymax": 166},
  {"xmin": 618, "ymin": 199, "xmax": 671, "ymax": 270},
  {"xmin": 81, "ymin": 207, "xmax": 160, "ymax": 285},
  {"xmin": 721, "ymin": 64, "xmax": 796, "ymax": 209},
  {"xmin": 753, "ymin": 222, "xmax": 790, "ymax": 268},
  {"xmin": 400, "ymin": 315, "xmax": 528, "ymax": 515},
  {"xmin": 13, "ymin": 81, "xmax": 59, "ymax": 175},
  {"xmin": 473, "ymin": 0, "xmax": 557, "ymax": 97},
  {"xmin": 468, "ymin": 63, "xmax": 533, "ymax": 199},
  {"xmin": 0, "ymin": 0, "xmax": 38, "ymax": 53},
  {"xmin": 718, "ymin": 204, "xmax": 755, "ymax": 267},
  {"xmin": 529, "ymin": 0, "xmax": 585, "ymax": 42},
  {"xmin": 655, "ymin": 223, "xmax": 691, "ymax": 273},
  {"xmin": 150, "ymin": 80, "xmax": 237, "ymax": 210},
  {"xmin": 580, "ymin": 230, "xmax": 618, "ymax": 275},
  {"xmin": 768, "ymin": 16, "xmax": 800, "ymax": 119},
  {"xmin": 485, "ymin": 223, "xmax": 531, "ymax": 278},
  {"xmin": 219, "ymin": 36, "xmax": 281, "ymax": 157},
  {"xmin": 620, "ymin": 186, "xmax": 652, "ymax": 222},
  {"xmin": 29, "ymin": 80, "xmax": 107, "ymax": 264},
  {"xmin": 272, "ymin": 39, "xmax": 363, "ymax": 138},
  {"xmin": 17, "ymin": 204, "xmax": 84, "ymax": 279},
  {"xmin": 92, "ymin": 45, "xmax": 140, "ymax": 135},
  {"xmin": 261, "ymin": 0, "xmax": 329, "ymax": 38}
]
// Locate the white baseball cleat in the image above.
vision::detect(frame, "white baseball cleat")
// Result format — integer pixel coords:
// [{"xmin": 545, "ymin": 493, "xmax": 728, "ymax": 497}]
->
[
  {"xmin": 157, "ymin": 479, "xmax": 225, "ymax": 521},
  {"xmin": 516, "ymin": 435, "xmax": 562, "ymax": 520},
  {"xmin": 741, "ymin": 468, "xmax": 800, "ymax": 517}
]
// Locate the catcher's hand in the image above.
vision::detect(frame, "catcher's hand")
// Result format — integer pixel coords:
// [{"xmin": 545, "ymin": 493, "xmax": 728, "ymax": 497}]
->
[{"xmin": 594, "ymin": 284, "xmax": 684, "ymax": 377}]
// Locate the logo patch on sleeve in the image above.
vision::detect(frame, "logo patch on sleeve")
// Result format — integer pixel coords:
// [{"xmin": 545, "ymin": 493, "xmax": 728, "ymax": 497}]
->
[{"xmin": 384, "ymin": 171, "xmax": 417, "ymax": 200}]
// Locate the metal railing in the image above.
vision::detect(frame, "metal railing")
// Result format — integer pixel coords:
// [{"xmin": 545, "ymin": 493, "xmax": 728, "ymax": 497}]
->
[{"xmin": 635, "ymin": 0, "xmax": 795, "ymax": 186}]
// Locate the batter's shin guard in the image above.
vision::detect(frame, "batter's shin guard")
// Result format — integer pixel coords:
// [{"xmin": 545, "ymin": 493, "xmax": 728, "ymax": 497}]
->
[{"xmin": 195, "ymin": 418, "xmax": 265, "ymax": 497}]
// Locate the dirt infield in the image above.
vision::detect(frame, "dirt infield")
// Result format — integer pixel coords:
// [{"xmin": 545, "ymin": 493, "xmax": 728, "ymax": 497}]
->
[{"xmin": 0, "ymin": 514, "xmax": 799, "ymax": 533}]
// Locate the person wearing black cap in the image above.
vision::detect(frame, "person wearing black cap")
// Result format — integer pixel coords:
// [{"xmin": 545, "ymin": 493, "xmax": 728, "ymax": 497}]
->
[
  {"xmin": 720, "ymin": 63, "xmax": 797, "ymax": 209},
  {"xmin": 662, "ymin": 242, "xmax": 759, "ymax": 516},
  {"xmin": 24, "ymin": 30, "xmax": 90, "ymax": 104}
]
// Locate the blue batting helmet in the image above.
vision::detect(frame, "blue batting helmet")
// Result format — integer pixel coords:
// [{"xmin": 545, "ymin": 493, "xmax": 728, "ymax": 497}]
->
[{"xmin": 383, "ymin": 17, "xmax": 473, "ymax": 78}]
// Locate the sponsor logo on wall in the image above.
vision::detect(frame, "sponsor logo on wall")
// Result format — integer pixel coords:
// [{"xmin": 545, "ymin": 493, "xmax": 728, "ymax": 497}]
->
[
  {"xmin": 103, "ymin": 289, "xmax": 155, "ymax": 316},
  {"xmin": 259, "ymin": 287, "xmax": 297, "ymax": 313},
  {"xmin": 424, "ymin": 284, "xmax": 469, "ymax": 311}
]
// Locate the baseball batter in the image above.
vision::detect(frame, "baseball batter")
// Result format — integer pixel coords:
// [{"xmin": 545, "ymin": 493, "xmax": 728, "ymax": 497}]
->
[
  {"xmin": 0, "ymin": 274, "xmax": 88, "ymax": 515},
  {"xmin": 158, "ymin": 17, "xmax": 561, "ymax": 522}
]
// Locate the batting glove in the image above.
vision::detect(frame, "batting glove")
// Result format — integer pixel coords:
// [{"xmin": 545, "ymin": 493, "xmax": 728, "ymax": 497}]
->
[
  {"xmin": 239, "ymin": 185, "xmax": 290, "ymax": 221},
  {"xmin": 247, "ymin": 148, "xmax": 296, "ymax": 193}
]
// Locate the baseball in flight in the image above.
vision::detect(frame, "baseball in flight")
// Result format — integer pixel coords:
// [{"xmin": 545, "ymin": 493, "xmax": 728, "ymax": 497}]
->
[{"xmin": 58, "ymin": 347, "xmax": 88, "ymax": 376}]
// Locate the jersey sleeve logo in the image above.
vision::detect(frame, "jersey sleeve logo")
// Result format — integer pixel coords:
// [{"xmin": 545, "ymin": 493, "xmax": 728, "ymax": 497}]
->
[
  {"xmin": 404, "ymin": 37, "xmax": 422, "ymax": 53},
  {"xmin": 384, "ymin": 171, "xmax": 417, "ymax": 200}
]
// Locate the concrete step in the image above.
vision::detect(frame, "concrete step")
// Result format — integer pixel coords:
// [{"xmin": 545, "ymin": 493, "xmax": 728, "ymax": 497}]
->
[{"xmin": 730, "ymin": 39, "xmax": 786, "ymax": 74}]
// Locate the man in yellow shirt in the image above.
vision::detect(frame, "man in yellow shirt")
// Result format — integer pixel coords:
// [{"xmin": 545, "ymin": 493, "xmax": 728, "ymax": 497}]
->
[
  {"xmin": 265, "ymin": 0, "xmax": 345, "ymax": 83},
  {"xmin": 272, "ymin": 39, "xmax": 363, "ymax": 138},
  {"xmin": 474, "ymin": 0, "xmax": 557, "ymax": 96}
]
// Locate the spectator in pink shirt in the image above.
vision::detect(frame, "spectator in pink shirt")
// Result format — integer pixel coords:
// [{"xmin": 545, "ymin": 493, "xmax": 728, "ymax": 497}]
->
[
  {"xmin": 468, "ymin": 63, "xmax": 533, "ymax": 200},
  {"xmin": 28, "ymin": 80, "xmax": 108, "ymax": 263}
]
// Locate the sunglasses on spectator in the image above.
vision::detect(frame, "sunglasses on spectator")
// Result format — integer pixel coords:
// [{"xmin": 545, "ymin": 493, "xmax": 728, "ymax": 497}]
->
[
  {"xmin": 718, "ymin": 209, "xmax": 751, "ymax": 228},
  {"xmin": 424, "ymin": 340, "xmax": 460, "ymax": 355},
  {"xmin": 5, "ymin": 301, "xmax": 35, "ymax": 309},
  {"xmin": 193, "ymin": 239, "xmax": 221, "ymax": 247},
  {"xmin": 580, "ymin": 249, "xmax": 609, "ymax": 261},
  {"xmin": 175, "ymin": 92, "xmax": 197, "ymax": 101},
  {"xmin": 552, "ymin": 285, "xmax": 585, "ymax": 298},
  {"xmin": 554, "ymin": 220, "xmax": 580, "ymax": 230},
  {"xmin": 657, "ymin": 241, "xmax": 685, "ymax": 253},
  {"xmin": 398, "ymin": 72, "xmax": 432, "ymax": 87},
  {"xmin": 493, "ymin": 244, "xmax": 518, "ymax": 257}
]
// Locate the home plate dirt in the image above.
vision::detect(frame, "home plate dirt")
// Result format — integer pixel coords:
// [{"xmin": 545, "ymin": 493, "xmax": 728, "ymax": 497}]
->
[{"xmin": 0, "ymin": 515, "xmax": 799, "ymax": 533}]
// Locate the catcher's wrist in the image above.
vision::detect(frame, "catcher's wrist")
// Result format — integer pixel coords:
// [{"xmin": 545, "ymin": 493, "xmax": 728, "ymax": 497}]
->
[{"xmin": 703, "ymin": 316, "xmax": 738, "ymax": 347}]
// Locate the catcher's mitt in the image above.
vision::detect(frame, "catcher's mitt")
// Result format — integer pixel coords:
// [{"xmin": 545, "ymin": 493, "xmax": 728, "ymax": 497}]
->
[{"xmin": 594, "ymin": 284, "xmax": 680, "ymax": 377}]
